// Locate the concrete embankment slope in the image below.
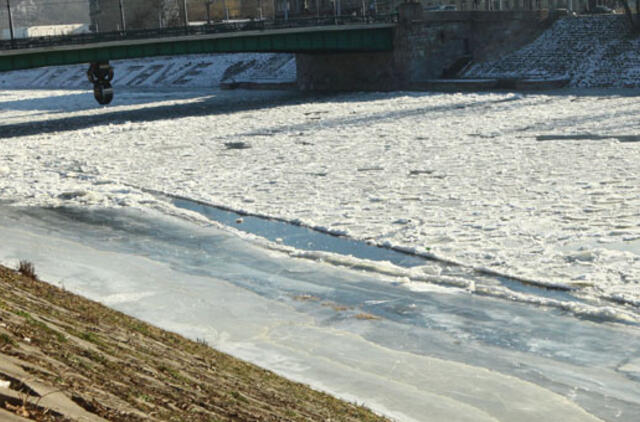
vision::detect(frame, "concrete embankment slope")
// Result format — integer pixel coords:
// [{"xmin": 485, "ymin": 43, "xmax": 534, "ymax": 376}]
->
[
  {"xmin": 465, "ymin": 15, "xmax": 640, "ymax": 87},
  {"xmin": 0, "ymin": 264, "xmax": 387, "ymax": 421}
]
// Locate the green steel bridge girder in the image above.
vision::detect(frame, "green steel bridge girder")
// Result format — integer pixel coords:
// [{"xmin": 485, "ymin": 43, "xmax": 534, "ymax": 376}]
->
[{"xmin": 0, "ymin": 26, "xmax": 395, "ymax": 72}]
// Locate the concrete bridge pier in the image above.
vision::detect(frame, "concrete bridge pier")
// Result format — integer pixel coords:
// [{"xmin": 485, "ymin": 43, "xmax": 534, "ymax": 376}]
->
[
  {"xmin": 296, "ymin": 51, "xmax": 397, "ymax": 91},
  {"xmin": 294, "ymin": 3, "xmax": 422, "ymax": 92}
]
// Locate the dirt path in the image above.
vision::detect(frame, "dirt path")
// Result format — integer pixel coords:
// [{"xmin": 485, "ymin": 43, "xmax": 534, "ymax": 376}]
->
[{"xmin": 0, "ymin": 264, "xmax": 389, "ymax": 422}]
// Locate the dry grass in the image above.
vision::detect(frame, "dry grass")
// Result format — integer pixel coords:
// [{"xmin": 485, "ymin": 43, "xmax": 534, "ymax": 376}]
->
[
  {"xmin": 354, "ymin": 313, "xmax": 381, "ymax": 321},
  {"xmin": 292, "ymin": 294, "xmax": 320, "ymax": 302},
  {"xmin": 322, "ymin": 302, "xmax": 351, "ymax": 312},
  {"xmin": 17, "ymin": 260, "xmax": 37, "ymax": 280}
]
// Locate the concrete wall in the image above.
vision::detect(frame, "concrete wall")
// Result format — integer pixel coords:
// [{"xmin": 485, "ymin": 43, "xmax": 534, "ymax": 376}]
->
[
  {"xmin": 296, "ymin": 3, "xmax": 556, "ymax": 91},
  {"xmin": 90, "ymin": 0, "xmax": 184, "ymax": 32},
  {"xmin": 397, "ymin": 7, "xmax": 555, "ymax": 80},
  {"xmin": 393, "ymin": 3, "xmax": 468, "ymax": 84},
  {"xmin": 296, "ymin": 52, "xmax": 396, "ymax": 91}
]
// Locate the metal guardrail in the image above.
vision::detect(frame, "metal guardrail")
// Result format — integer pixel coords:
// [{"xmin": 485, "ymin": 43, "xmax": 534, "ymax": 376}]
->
[{"xmin": 0, "ymin": 14, "xmax": 398, "ymax": 51}]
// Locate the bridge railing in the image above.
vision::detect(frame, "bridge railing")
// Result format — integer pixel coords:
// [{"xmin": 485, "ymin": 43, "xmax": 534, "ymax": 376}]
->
[{"xmin": 0, "ymin": 14, "xmax": 398, "ymax": 52}]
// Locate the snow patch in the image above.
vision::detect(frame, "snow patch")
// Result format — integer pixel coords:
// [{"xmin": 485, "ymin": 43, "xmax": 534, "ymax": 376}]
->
[{"xmin": 0, "ymin": 53, "xmax": 296, "ymax": 89}]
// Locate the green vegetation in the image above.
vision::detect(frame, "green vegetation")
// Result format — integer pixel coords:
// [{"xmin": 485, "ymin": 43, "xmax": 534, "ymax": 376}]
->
[{"xmin": 0, "ymin": 333, "xmax": 16, "ymax": 347}]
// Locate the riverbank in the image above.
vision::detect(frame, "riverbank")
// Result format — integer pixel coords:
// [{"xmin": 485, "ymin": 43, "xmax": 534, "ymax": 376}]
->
[{"xmin": 0, "ymin": 263, "xmax": 387, "ymax": 421}]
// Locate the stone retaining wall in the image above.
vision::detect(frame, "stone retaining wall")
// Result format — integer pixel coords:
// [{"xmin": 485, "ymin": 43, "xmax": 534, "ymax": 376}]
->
[{"xmin": 296, "ymin": 4, "xmax": 553, "ymax": 91}]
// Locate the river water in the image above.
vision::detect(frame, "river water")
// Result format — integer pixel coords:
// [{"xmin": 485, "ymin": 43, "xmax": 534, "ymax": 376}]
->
[
  {"xmin": 2, "ymin": 86, "xmax": 640, "ymax": 421},
  {"xmin": 0, "ymin": 204, "xmax": 638, "ymax": 422}
]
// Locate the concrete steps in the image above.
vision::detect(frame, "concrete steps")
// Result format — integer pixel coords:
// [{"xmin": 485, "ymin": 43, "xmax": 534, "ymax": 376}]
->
[{"xmin": 465, "ymin": 15, "xmax": 640, "ymax": 87}]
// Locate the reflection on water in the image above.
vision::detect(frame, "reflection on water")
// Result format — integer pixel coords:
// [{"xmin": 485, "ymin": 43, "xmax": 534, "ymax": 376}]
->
[
  {"xmin": 172, "ymin": 197, "xmax": 602, "ymax": 308},
  {"xmin": 173, "ymin": 198, "xmax": 428, "ymax": 268}
]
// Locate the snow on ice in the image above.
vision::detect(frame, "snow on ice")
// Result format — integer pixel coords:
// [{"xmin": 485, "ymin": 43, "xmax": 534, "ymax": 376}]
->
[{"xmin": 0, "ymin": 53, "xmax": 639, "ymax": 321}]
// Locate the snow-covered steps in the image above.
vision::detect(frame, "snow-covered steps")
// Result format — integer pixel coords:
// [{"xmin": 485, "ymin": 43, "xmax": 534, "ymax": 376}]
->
[{"xmin": 465, "ymin": 15, "xmax": 640, "ymax": 88}]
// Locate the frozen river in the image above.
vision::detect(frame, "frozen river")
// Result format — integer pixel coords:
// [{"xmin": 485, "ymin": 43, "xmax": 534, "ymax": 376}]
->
[
  {"xmin": 0, "ymin": 205, "xmax": 638, "ymax": 422},
  {"xmin": 1, "ymin": 88, "xmax": 640, "ymax": 316},
  {"xmin": 1, "ymin": 87, "xmax": 640, "ymax": 420}
]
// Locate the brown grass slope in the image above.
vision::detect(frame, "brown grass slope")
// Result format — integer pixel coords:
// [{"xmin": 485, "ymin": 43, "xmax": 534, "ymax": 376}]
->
[{"xmin": 0, "ymin": 264, "xmax": 389, "ymax": 422}]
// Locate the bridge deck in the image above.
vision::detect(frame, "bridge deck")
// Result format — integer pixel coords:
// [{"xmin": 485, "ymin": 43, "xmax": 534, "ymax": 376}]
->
[{"xmin": 0, "ymin": 24, "xmax": 395, "ymax": 72}]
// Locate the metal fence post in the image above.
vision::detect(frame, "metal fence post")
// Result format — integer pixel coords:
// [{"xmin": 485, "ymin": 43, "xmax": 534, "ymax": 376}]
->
[
  {"xmin": 118, "ymin": 0, "xmax": 126, "ymax": 32},
  {"xmin": 183, "ymin": 0, "xmax": 189, "ymax": 28},
  {"xmin": 223, "ymin": 0, "xmax": 229, "ymax": 21},
  {"xmin": 6, "ymin": 0, "xmax": 15, "ymax": 42},
  {"xmin": 206, "ymin": 0, "xmax": 212, "ymax": 24}
]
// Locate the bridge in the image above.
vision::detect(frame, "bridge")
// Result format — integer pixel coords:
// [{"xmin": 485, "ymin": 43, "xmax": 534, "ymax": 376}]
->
[
  {"xmin": 0, "ymin": 17, "xmax": 396, "ymax": 104},
  {"xmin": 0, "ymin": 7, "xmax": 551, "ymax": 104}
]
